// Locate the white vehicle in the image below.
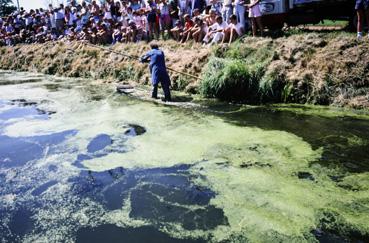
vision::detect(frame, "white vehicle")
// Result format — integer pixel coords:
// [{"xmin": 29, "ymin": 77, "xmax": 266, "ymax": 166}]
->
[{"xmin": 257, "ymin": 0, "xmax": 355, "ymax": 29}]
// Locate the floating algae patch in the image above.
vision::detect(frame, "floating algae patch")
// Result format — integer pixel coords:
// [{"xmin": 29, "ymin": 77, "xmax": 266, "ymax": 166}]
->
[
  {"xmin": 269, "ymin": 104, "xmax": 369, "ymax": 120},
  {"xmin": 1, "ymin": 71, "xmax": 369, "ymax": 242},
  {"xmin": 188, "ymin": 159, "xmax": 369, "ymax": 242},
  {"xmin": 81, "ymin": 110, "xmax": 320, "ymax": 171}
]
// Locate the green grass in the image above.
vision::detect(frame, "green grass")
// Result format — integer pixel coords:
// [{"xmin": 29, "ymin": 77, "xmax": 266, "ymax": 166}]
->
[
  {"xmin": 307, "ymin": 19, "xmax": 349, "ymax": 27},
  {"xmin": 200, "ymin": 41, "xmax": 281, "ymax": 103}
]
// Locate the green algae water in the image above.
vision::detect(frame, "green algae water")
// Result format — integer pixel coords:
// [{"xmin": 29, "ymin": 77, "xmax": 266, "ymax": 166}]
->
[{"xmin": 0, "ymin": 70, "xmax": 368, "ymax": 243}]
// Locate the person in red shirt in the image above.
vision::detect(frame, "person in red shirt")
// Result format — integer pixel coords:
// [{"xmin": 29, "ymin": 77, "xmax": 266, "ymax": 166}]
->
[{"xmin": 180, "ymin": 14, "xmax": 194, "ymax": 43}]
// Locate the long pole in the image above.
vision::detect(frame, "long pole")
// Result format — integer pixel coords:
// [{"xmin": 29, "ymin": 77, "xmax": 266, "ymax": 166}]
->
[
  {"xmin": 16, "ymin": 0, "xmax": 20, "ymax": 10},
  {"xmin": 81, "ymin": 42, "xmax": 200, "ymax": 80}
]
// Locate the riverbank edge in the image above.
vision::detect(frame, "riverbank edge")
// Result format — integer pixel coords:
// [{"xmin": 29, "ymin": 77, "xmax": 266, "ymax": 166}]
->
[{"xmin": 1, "ymin": 32, "xmax": 368, "ymax": 109}]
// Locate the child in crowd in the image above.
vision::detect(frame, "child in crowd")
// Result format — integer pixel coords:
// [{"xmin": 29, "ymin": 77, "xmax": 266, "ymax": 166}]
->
[
  {"xmin": 170, "ymin": 19, "xmax": 183, "ymax": 41},
  {"xmin": 180, "ymin": 14, "xmax": 194, "ymax": 42},
  {"xmin": 222, "ymin": 14, "xmax": 243, "ymax": 44},
  {"xmin": 203, "ymin": 15, "xmax": 227, "ymax": 45},
  {"xmin": 191, "ymin": 16, "xmax": 207, "ymax": 42}
]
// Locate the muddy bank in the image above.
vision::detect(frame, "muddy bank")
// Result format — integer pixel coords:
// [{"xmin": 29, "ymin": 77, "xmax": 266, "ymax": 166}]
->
[
  {"xmin": 1, "ymin": 32, "xmax": 369, "ymax": 108},
  {"xmin": 0, "ymin": 40, "xmax": 209, "ymax": 92}
]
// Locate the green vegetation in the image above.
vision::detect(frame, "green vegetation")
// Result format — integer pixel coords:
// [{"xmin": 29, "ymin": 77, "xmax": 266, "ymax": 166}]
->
[
  {"xmin": 200, "ymin": 41, "xmax": 280, "ymax": 103},
  {"xmin": 309, "ymin": 19, "xmax": 349, "ymax": 27},
  {"xmin": 199, "ymin": 33, "xmax": 369, "ymax": 108},
  {"xmin": 0, "ymin": 0, "xmax": 16, "ymax": 17}
]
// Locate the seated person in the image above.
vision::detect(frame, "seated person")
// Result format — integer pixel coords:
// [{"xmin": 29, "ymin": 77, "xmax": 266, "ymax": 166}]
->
[
  {"xmin": 78, "ymin": 27, "xmax": 91, "ymax": 41},
  {"xmin": 89, "ymin": 26, "xmax": 98, "ymax": 44},
  {"xmin": 222, "ymin": 14, "xmax": 244, "ymax": 44},
  {"xmin": 191, "ymin": 16, "xmax": 207, "ymax": 43},
  {"xmin": 126, "ymin": 20, "xmax": 138, "ymax": 42},
  {"xmin": 204, "ymin": 9, "xmax": 217, "ymax": 26},
  {"xmin": 203, "ymin": 15, "xmax": 227, "ymax": 45},
  {"xmin": 170, "ymin": 19, "xmax": 183, "ymax": 41},
  {"xmin": 180, "ymin": 14, "xmax": 194, "ymax": 43},
  {"xmin": 66, "ymin": 27, "xmax": 77, "ymax": 41},
  {"xmin": 112, "ymin": 23, "xmax": 123, "ymax": 43}
]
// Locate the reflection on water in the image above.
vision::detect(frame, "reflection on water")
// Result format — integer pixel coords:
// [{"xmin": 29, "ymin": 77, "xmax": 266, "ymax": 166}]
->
[{"xmin": 0, "ymin": 71, "xmax": 368, "ymax": 242}]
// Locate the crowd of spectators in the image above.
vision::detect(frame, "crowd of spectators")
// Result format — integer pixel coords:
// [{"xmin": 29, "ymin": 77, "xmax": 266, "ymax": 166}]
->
[{"xmin": 0, "ymin": 0, "xmax": 263, "ymax": 47}]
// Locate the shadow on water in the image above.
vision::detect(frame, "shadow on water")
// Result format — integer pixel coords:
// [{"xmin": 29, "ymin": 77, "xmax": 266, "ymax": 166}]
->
[
  {"xmin": 0, "ymin": 130, "xmax": 77, "ymax": 168},
  {"xmin": 74, "ymin": 124, "xmax": 146, "ymax": 168},
  {"xmin": 87, "ymin": 134, "xmax": 113, "ymax": 153},
  {"xmin": 69, "ymin": 164, "xmax": 228, "ymax": 234},
  {"xmin": 213, "ymin": 106, "xmax": 369, "ymax": 173}
]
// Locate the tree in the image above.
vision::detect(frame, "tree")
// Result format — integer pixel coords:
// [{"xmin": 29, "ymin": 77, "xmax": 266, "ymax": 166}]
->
[{"xmin": 0, "ymin": 0, "xmax": 16, "ymax": 17}]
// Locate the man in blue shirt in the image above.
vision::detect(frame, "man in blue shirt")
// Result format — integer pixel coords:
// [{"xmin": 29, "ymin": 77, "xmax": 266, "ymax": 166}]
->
[{"xmin": 140, "ymin": 43, "xmax": 172, "ymax": 102}]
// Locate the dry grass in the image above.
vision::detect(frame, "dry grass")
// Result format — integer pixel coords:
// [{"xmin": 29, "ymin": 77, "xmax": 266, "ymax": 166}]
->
[
  {"xmin": 0, "ymin": 40, "xmax": 210, "ymax": 90},
  {"xmin": 0, "ymin": 33, "xmax": 369, "ymax": 108}
]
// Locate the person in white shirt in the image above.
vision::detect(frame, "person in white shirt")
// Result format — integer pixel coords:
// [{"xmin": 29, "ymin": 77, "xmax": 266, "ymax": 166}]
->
[
  {"xmin": 203, "ymin": 15, "xmax": 227, "ymax": 44},
  {"xmin": 247, "ymin": 0, "xmax": 263, "ymax": 36},
  {"xmin": 54, "ymin": 7, "xmax": 65, "ymax": 34},
  {"xmin": 222, "ymin": 14, "xmax": 243, "ymax": 44},
  {"xmin": 49, "ymin": 11, "xmax": 57, "ymax": 31}
]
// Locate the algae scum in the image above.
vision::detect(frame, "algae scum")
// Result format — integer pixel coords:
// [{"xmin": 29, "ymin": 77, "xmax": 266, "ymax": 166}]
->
[{"xmin": 0, "ymin": 71, "xmax": 368, "ymax": 243}]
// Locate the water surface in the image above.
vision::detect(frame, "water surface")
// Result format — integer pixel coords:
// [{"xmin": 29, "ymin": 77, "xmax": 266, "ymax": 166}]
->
[{"xmin": 0, "ymin": 71, "xmax": 368, "ymax": 242}]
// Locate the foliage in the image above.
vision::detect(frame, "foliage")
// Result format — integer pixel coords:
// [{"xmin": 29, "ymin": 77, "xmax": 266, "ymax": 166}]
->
[
  {"xmin": 200, "ymin": 42, "xmax": 280, "ymax": 103},
  {"xmin": 114, "ymin": 65, "xmax": 142, "ymax": 81},
  {"xmin": 200, "ymin": 57, "xmax": 261, "ymax": 102},
  {"xmin": 0, "ymin": 0, "xmax": 16, "ymax": 17}
]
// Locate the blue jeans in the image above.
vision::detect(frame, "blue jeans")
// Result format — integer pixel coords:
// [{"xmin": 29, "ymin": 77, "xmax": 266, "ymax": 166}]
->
[
  {"xmin": 152, "ymin": 83, "xmax": 171, "ymax": 101},
  {"xmin": 356, "ymin": 0, "xmax": 369, "ymax": 10},
  {"xmin": 222, "ymin": 6, "xmax": 234, "ymax": 23},
  {"xmin": 235, "ymin": 4, "xmax": 246, "ymax": 27}
]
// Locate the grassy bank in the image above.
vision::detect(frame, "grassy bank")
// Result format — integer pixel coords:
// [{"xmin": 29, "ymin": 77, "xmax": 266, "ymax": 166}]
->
[
  {"xmin": 200, "ymin": 32, "xmax": 369, "ymax": 109},
  {"xmin": 1, "ymin": 32, "xmax": 368, "ymax": 108}
]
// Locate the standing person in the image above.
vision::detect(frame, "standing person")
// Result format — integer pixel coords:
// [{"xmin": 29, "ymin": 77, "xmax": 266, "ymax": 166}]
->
[
  {"xmin": 248, "ymin": 0, "xmax": 263, "ymax": 37},
  {"xmin": 190, "ymin": 0, "xmax": 206, "ymax": 15},
  {"xmin": 234, "ymin": 0, "xmax": 245, "ymax": 28},
  {"xmin": 222, "ymin": 0, "xmax": 233, "ymax": 23},
  {"xmin": 147, "ymin": 3, "xmax": 160, "ymax": 40},
  {"xmin": 355, "ymin": 0, "xmax": 369, "ymax": 39},
  {"xmin": 159, "ymin": 0, "xmax": 172, "ymax": 39},
  {"xmin": 140, "ymin": 43, "xmax": 172, "ymax": 102},
  {"xmin": 54, "ymin": 6, "xmax": 65, "ymax": 35}
]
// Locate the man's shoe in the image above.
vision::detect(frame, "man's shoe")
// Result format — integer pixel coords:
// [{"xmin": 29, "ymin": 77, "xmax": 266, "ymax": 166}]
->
[{"xmin": 161, "ymin": 98, "xmax": 172, "ymax": 102}]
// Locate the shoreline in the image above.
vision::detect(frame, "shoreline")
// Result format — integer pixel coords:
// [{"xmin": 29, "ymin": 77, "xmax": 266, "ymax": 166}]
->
[{"xmin": 1, "ymin": 32, "xmax": 369, "ymax": 109}]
